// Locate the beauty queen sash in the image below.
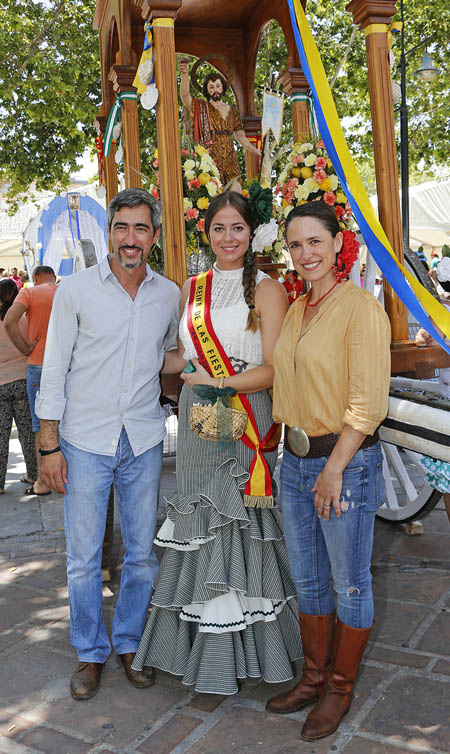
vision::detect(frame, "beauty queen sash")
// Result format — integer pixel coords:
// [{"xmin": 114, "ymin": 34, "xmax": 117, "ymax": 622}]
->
[{"xmin": 187, "ymin": 269, "xmax": 281, "ymax": 508}]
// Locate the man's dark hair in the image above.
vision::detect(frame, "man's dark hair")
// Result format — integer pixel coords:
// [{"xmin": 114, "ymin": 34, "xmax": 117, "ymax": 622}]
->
[
  {"xmin": 33, "ymin": 265, "xmax": 56, "ymax": 278},
  {"xmin": 107, "ymin": 188, "xmax": 161, "ymax": 233},
  {"xmin": 0, "ymin": 278, "xmax": 19, "ymax": 320},
  {"xmin": 202, "ymin": 72, "xmax": 228, "ymax": 101}
]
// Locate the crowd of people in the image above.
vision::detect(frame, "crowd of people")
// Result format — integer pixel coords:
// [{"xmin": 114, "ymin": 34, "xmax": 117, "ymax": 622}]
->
[{"xmin": 1, "ymin": 183, "xmax": 448, "ymax": 742}]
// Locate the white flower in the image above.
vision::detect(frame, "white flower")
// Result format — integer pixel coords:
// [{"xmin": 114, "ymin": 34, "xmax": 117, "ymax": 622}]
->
[
  {"xmin": 183, "ymin": 198, "xmax": 193, "ymax": 210},
  {"xmin": 252, "ymin": 218, "xmax": 279, "ymax": 253},
  {"xmin": 211, "ymin": 165, "xmax": 220, "ymax": 178},
  {"xmin": 200, "ymin": 158, "xmax": 213, "ymax": 172},
  {"xmin": 298, "ymin": 142, "xmax": 313, "ymax": 152},
  {"xmin": 329, "ymin": 174, "xmax": 339, "ymax": 190},
  {"xmin": 294, "ymin": 183, "xmax": 310, "ymax": 201},
  {"xmin": 206, "ymin": 181, "xmax": 218, "ymax": 197},
  {"xmin": 304, "ymin": 177, "xmax": 320, "ymax": 193},
  {"xmin": 184, "ymin": 169, "xmax": 195, "ymax": 180},
  {"xmin": 183, "ymin": 159, "xmax": 195, "ymax": 171},
  {"xmin": 304, "ymin": 153, "xmax": 317, "ymax": 167},
  {"xmin": 283, "ymin": 205, "xmax": 293, "ymax": 218}
]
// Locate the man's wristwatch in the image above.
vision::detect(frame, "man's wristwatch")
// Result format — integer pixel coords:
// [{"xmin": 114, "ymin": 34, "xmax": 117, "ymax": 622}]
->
[{"xmin": 38, "ymin": 446, "xmax": 61, "ymax": 456}]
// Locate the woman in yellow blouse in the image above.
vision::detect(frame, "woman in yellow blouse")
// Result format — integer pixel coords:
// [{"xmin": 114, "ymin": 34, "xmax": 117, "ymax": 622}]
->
[{"xmin": 267, "ymin": 202, "xmax": 391, "ymax": 741}]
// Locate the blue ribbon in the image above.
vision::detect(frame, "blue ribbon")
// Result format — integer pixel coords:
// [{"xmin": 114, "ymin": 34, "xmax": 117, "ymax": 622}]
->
[{"xmin": 286, "ymin": 0, "xmax": 450, "ymax": 355}]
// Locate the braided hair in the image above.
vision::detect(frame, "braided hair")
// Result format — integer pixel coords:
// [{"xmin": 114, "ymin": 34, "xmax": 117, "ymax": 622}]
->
[
  {"xmin": 0, "ymin": 278, "xmax": 19, "ymax": 322},
  {"xmin": 205, "ymin": 192, "xmax": 259, "ymax": 332}
]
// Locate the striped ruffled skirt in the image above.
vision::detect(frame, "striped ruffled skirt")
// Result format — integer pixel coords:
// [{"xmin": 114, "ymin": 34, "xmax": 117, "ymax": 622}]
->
[{"xmin": 132, "ymin": 383, "xmax": 302, "ymax": 695}]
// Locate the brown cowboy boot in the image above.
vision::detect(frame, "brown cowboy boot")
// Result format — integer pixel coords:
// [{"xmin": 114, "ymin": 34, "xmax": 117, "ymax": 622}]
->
[
  {"xmin": 118, "ymin": 652, "xmax": 155, "ymax": 688},
  {"xmin": 266, "ymin": 612, "xmax": 335, "ymax": 714},
  {"xmin": 301, "ymin": 618, "xmax": 372, "ymax": 741},
  {"xmin": 70, "ymin": 661, "xmax": 104, "ymax": 700}
]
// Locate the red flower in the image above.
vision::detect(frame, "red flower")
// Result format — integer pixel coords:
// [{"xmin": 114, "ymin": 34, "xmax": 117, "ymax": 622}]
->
[
  {"xmin": 152, "ymin": 187, "xmax": 159, "ymax": 199},
  {"xmin": 181, "ymin": 149, "xmax": 189, "ymax": 155},
  {"xmin": 323, "ymin": 191, "xmax": 336, "ymax": 206},
  {"xmin": 196, "ymin": 218, "xmax": 205, "ymax": 232},
  {"xmin": 192, "ymin": 178, "xmax": 201, "ymax": 188},
  {"xmin": 333, "ymin": 230, "xmax": 359, "ymax": 282},
  {"xmin": 334, "ymin": 205, "xmax": 345, "ymax": 219}
]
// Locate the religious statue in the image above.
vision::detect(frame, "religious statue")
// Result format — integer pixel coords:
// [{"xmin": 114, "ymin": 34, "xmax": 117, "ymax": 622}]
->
[{"xmin": 179, "ymin": 60, "xmax": 261, "ymax": 189}]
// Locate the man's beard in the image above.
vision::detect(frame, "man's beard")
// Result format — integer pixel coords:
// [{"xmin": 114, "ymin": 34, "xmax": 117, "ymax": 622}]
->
[
  {"xmin": 117, "ymin": 248, "xmax": 144, "ymax": 269},
  {"xmin": 211, "ymin": 92, "xmax": 222, "ymax": 102}
]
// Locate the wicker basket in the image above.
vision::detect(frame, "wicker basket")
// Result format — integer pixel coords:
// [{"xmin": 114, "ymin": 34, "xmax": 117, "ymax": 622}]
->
[{"xmin": 189, "ymin": 403, "xmax": 248, "ymax": 442}]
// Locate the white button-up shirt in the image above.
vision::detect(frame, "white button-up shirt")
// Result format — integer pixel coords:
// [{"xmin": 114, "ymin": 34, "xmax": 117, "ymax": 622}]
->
[{"xmin": 36, "ymin": 256, "xmax": 180, "ymax": 456}]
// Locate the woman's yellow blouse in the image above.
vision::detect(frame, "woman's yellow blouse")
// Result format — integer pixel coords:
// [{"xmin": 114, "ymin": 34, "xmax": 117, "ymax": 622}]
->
[{"xmin": 272, "ymin": 281, "xmax": 391, "ymax": 437}]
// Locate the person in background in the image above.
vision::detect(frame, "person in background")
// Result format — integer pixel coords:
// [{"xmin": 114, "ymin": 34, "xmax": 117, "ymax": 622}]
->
[
  {"xmin": 268, "ymin": 201, "xmax": 390, "ymax": 742},
  {"xmin": 0, "ymin": 268, "xmax": 8, "ymax": 279},
  {"xmin": 9, "ymin": 267, "xmax": 23, "ymax": 290},
  {"xmin": 0, "ymin": 280, "xmax": 38, "ymax": 494},
  {"xmin": 36, "ymin": 188, "xmax": 180, "ymax": 701},
  {"xmin": 4, "ymin": 265, "xmax": 57, "ymax": 495},
  {"xmin": 429, "ymin": 250, "xmax": 440, "ymax": 271},
  {"xmin": 415, "ymin": 256, "xmax": 450, "ymax": 522}
]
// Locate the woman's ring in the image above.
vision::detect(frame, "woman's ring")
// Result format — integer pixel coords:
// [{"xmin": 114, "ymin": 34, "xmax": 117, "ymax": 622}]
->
[{"xmin": 324, "ymin": 503, "xmax": 332, "ymax": 507}]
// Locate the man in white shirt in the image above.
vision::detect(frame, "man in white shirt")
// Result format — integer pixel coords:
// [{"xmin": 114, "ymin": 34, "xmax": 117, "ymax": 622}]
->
[{"xmin": 36, "ymin": 188, "xmax": 180, "ymax": 700}]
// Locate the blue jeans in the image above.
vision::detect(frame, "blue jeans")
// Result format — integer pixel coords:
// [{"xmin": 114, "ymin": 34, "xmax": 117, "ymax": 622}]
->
[
  {"xmin": 26, "ymin": 364, "xmax": 42, "ymax": 432},
  {"xmin": 280, "ymin": 444, "xmax": 385, "ymax": 629},
  {"xmin": 60, "ymin": 428, "xmax": 162, "ymax": 662}
]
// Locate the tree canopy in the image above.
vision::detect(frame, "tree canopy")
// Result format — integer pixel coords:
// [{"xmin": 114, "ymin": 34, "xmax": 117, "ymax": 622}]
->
[{"xmin": 1, "ymin": 0, "xmax": 448, "ymax": 210}]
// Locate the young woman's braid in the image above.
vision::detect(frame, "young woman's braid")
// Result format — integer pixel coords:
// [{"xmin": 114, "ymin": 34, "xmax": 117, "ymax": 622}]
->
[{"xmin": 243, "ymin": 250, "xmax": 259, "ymax": 332}]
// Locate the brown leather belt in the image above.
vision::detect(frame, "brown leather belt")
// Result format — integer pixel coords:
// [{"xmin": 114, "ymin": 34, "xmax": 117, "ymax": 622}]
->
[{"xmin": 284, "ymin": 428, "xmax": 379, "ymax": 459}]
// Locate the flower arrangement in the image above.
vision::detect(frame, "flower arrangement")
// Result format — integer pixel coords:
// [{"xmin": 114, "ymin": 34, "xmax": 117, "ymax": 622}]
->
[
  {"xmin": 148, "ymin": 145, "xmax": 223, "ymax": 257},
  {"xmin": 275, "ymin": 139, "xmax": 353, "ymax": 229}
]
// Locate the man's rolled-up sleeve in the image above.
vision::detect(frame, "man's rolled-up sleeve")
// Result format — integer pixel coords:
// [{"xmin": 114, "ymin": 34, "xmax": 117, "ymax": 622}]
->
[
  {"xmin": 35, "ymin": 283, "xmax": 78, "ymax": 420},
  {"xmin": 342, "ymin": 300, "xmax": 391, "ymax": 435}
]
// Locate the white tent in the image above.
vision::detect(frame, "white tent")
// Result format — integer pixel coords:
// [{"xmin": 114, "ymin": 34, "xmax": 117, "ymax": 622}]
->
[{"xmin": 370, "ymin": 178, "xmax": 450, "ymax": 251}]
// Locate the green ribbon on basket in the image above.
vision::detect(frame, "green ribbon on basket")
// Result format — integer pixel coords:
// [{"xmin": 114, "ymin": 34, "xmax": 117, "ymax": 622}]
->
[{"xmin": 192, "ymin": 384, "xmax": 237, "ymax": 445}]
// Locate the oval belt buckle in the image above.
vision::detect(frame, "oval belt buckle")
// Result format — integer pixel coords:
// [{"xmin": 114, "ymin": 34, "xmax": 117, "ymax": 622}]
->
[{"xmin": 287, "ymin": 426, "xmax": 310, "ymax": 457}]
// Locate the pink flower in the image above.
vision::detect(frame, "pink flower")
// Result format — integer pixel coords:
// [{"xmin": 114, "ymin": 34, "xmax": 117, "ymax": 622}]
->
[
  {"xmin": 185, "ymin": 208, "xmax": 199, "ymax": 220},
  {"xmin": 181, "ymin": 149, "xmax": 189, "ymax": 155},
  {"xmin": 153, "ymin": 159, "xmax": 159, "ymax": 168},
  {"xmin": 323, "ymin": 191, "xmax": 336, "ymax": 206},
  {"xmin": 315, "ymin": 139, "xmax": 325, "ymax": 149},
  {"xmin": 287, "ymin": 178, "xmax": 299, "ymax": 189},
  {"xmin": 152, "ymin": 187, "xmax": 159, "ymax": 199},
  {"xmin": 192, "ymin": 178, "xmax": 201, "ymax": 188},
  {"xmin": 315, "ymin": 156, "xmax": 327, "ymax": 169},
  {"xmin": 187, "ymin": 179, "xmax": 194, "ymax": 191},
  {"xmin": 293, "ymin": 154, "xmax": 303, "ymax": 165},
  {"xmin": 334, "ymin": 205, "xmax": 345, "ymax": 219},
  {"xmin": 314, "ymin": 169, "xmax": 327, "ymax": 184},
  {"xmin": 196, "ymin": 218, "xmax": 205, "ymax": 231}
]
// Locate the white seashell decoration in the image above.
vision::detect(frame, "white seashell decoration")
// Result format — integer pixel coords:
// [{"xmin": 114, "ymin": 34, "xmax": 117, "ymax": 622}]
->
[
  {"xmin": 139, "ymin": 59, "xmax": 154, "ymax": 86},
  {"xmin": 141, "ymin": 83, "xmax": 158, "ymax": 110}
]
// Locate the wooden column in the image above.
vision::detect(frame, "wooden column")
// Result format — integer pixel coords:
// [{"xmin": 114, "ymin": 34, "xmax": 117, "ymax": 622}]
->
[
  {"xmin": 96, "ymin": 114, "xmax": 119, "ymax": 206},
  {"xmin": 347, "ymin": 0, "xmax": 408, "ymax": 344},
  {"xmin": 278, "ymin": 68, "xmax": 310, "ymax": 142},
  {"xmin": 109, "ymin": 65, "xmax": 142, "ymax": 189},
  {"xmin": 242, "ymin": 115, "xmax": 261, "ymax": 180},
  {"xmin": 144, "ymin": 0, "xmax": 186, "ymax": 287}
]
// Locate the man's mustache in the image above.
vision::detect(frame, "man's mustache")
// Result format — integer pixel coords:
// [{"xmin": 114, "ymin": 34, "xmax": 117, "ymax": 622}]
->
[{"xmin": 118, "ymin": 245, "xmax": 143, "ymax": 253}]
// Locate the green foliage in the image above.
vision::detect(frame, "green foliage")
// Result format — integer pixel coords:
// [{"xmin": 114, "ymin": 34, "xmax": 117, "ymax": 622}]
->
[
  {"xmin": 0, "ymin": 0, "xmax": 101, "ymax": 211},
  {"xmin": 2, "ymin": 0, "xmax": 448, "ymax": 211}
]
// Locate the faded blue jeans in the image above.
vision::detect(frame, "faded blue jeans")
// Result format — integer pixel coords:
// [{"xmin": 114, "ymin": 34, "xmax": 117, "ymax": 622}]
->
[
  {"xmin": 280, "ymin": 444, "xmax": 385, "ymax": 629},
  {"xmin": 61, "ymin": 428, "xmax": 162, "ymax": 662}
]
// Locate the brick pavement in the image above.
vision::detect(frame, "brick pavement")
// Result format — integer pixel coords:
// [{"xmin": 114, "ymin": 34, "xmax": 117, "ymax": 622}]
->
[{"xmin": 1, "ymin": 432, "xmax": 449, "ymax": 754}]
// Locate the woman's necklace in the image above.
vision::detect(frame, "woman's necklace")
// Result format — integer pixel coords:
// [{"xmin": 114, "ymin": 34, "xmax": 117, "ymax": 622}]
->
[{"xmin": 306, "ymin": 280, "xmax": 340, "ymax": 308}]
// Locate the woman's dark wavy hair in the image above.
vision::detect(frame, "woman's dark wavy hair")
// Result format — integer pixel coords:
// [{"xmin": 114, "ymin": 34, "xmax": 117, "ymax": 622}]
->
[
  {"xmin": 0, "ymin": 278, "xmax": 19, "ymax": 321},
  {"xmin": 202, "ymin": 72, "xmax": 228, "ymax": 101},
  {"xmin": 285, "ymin": 200, "xmax": 340, "ymax": 238},
  {"xmin": 205, "ymin": 192, "xmax": 259, "ymax": 332}
]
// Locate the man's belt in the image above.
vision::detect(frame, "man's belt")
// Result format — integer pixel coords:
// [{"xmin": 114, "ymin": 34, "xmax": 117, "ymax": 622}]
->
[{"xmin": 284, "ymin": 429, "xmax": 379, "ymax": 459}]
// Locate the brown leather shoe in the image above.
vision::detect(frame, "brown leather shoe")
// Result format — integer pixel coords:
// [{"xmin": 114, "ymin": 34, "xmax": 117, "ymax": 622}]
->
[
  {"xmin": 266, "ymin": 612, "xmax": 335, "ymax": 714},
  {"xmin": 70, "ymin": 661, "xmax": 103, "ymax": 700},
  {"xmin": 117, "ymin": 652, "xmax": 154, "ymax": 688}
]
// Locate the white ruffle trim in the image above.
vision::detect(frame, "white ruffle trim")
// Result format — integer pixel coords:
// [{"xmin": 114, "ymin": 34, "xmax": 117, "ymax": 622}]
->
[
  {"xmin": 154, "ymin": 516, "xmax": 216, "ymax": 551},
  {"xmin": 177, "ymin": 589, "xmax": 290, "ymax": 634}
]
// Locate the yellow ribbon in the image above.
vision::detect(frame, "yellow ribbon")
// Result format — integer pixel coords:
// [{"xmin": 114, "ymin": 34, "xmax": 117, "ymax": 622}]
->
[
  {"xmin": 291, "ymin": 0, "xmax": 450, "ymax": 342},
  {"xmin": 364, "ymin": 21, "xmax": 403, "ymax": 49},
  {"xmin": 152, "ymin": 18, "xmax": 175, "ymax": 28}
]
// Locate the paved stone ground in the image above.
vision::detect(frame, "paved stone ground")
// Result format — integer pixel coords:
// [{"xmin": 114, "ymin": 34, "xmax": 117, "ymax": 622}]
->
[{"xmin": 1, "ymin": 431, "xmax": 449, "ymax": 754}]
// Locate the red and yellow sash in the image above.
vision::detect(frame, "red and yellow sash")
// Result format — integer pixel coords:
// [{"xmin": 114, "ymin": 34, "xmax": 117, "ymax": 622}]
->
[{"xmin": 187, "ymin": 269, "xmax": 281, "ymax": 508}]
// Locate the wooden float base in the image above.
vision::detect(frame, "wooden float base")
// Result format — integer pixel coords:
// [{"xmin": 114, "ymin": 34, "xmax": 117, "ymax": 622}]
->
[{"xmin": 391, "ymin": 341, "xmax": 450, "ymax": 378}]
